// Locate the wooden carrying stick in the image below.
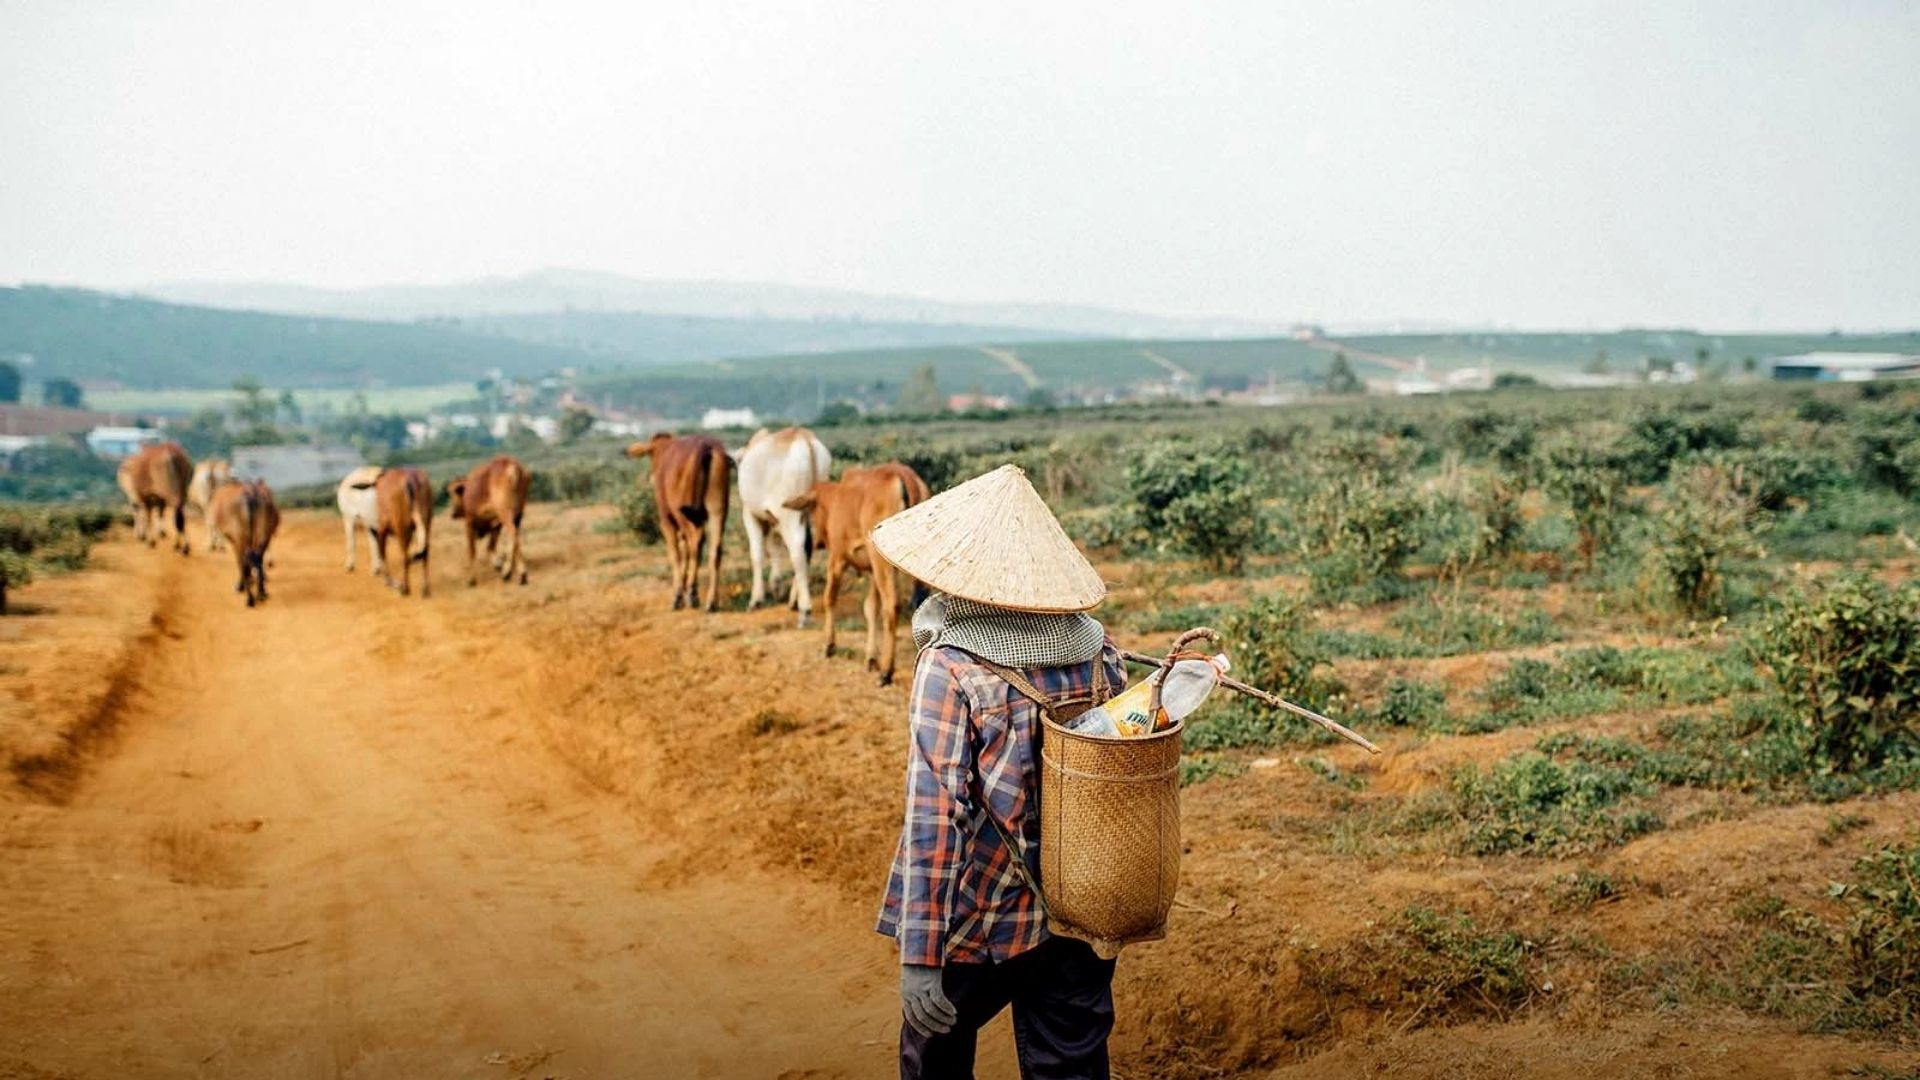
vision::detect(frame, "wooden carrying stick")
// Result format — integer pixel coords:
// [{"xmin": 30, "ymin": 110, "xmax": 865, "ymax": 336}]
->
[{"xmin": 1120, "ymin": 641, "xmax": 1382, "ymax": 755}]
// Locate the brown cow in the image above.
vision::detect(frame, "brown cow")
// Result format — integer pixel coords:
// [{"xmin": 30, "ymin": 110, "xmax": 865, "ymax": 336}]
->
[
  {"xmin": 447, "ymin": 456, "xmax": 530, "ymax": 587},
  {"xmin": 207, "ymin": 479, "xmax": 280, "ymax": 607},
  {"xmin": 374, "ymin": 466, "xmax": 433, "ymax": 598},
  {"xmin": 116, "ymin": 442, "xmax": 193, "ymax": 554},
  {"xmin": 627, "ymin": 433, "xmax": 732, "ymax": 612},
  {"xmin": 784, "ymin": 463, "xmax": 931, "ymax": 685}
]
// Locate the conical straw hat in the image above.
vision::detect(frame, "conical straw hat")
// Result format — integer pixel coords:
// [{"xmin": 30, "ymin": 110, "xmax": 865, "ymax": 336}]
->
[{"xmin": 868, "ymin": 463, "xmax": 1107, "ymax": 612}]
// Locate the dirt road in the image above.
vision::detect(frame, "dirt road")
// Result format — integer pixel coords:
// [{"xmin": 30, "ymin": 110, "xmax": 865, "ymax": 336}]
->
[
  {"xmin": 0, "ymin": 513, "xmax": 922, "ymax": 1080},
  {"xmin": 5, "ymin": 509, "xmax": 1914, "ymax": 1080}
]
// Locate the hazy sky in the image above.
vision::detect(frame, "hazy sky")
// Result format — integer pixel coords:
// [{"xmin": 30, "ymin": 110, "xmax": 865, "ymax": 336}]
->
[{"xmin": 2, "ymin": 1, "xmax": 1915, "ymax": 329}]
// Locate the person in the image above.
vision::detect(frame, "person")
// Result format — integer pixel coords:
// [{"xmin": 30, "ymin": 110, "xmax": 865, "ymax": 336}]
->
[{"xmin": 868, "ymin": 464, "xmax": 1126, "ymax": 1080}]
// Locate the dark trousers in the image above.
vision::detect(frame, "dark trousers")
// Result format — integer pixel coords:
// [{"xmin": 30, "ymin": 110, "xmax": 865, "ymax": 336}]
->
[{"xmin": 899, "ymin": 936, "xmax": 1117, "ymax": 1080}]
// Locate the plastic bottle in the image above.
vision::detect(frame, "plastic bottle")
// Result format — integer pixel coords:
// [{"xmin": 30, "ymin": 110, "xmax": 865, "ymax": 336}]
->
[{"xmin": 1068, "ymin": 653, "xmax": 1232, "ymax": 738}]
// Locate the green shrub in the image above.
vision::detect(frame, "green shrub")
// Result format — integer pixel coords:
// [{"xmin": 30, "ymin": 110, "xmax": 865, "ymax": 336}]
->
[
  {"xmin": 1541, "ymin": 443, "xmax": 1627, "ymax": 570},
  {"xmin": 1450, "ymin": 752, "xmax": 1661, "ymax": 855},
  {"xmin": 0, "ymin": 549, "xmax": 29, "ymax": 613},
  {"xmin": 1126, "ymin": 443, "xmax": 1260, "ymax": 570},
  {"xmin": 1754, "ymin": 576, "xmax": 1920, "ymax": 771},
  {"xmin": 1838, "ymin": 841, "xmax": 1920, "ymax": 1030},
  {"xmin": 1643, "ymin": 462, "xmax": 1766, "ymax": 618},
  {"xmin": 1300, "ymin": 468, "xmax": 1427, "ymax": 601},
  {"xmin": 615, "ymin": 484, "xmax": 662, "ymax": 546},
  {"xmin": 1185, "ymin": 594, "xmax": 1347, "ymax": 749},
  {"xmin": 1360, "ymin": 677, "xmax": 1448, "ymax": 728}
]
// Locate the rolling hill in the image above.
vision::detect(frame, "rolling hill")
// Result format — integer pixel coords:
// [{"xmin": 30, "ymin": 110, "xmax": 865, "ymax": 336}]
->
[
  {"xmin": 0, "ymin": 286, "xmax": 1073, "ymax": 391},
  {"xmin": 579, "ymin": 330, "xmax": 1920, "ymax": 418}
]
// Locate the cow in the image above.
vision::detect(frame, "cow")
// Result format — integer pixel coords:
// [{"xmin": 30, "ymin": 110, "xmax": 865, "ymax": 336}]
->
[
  {"xmin": 783, "ymin": 463, "xmax": 931, "ymax": 686},
  {"xmin": 116, "ymin": 442, "xmax": 193, "ymax": 554},
  {"xmin": 734, "ymin": 426, "xmax": 830, "ymax": 625},
  {"xmin": 626, "ymin": 433, "xmax": 731, "ymax": 612},
  {"xmin": 447, "ymin": 456, "xmax": 530, "ymax": 587},
  {"xmin": 187, "ymin": 458, "xmax": 232, "ymax": 553},
  {"xmin": 207, "ymin": 479, "xmax": 280, "ymax": 607},
  {"xmin": 335, "ymin": 466, "xmax": 386, "ymax": 576},
  {"xmin": 374, "ymin": 466, "xmax": 433, "ymax": 598}
]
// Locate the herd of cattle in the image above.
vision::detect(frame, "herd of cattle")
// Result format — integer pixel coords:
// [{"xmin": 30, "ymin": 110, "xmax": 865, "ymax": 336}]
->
[{"xmin": 112, "ymin": 427, "xmax": 931, "ymax": 682}]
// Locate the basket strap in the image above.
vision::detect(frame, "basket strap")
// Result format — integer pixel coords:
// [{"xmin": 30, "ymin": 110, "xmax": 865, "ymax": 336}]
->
[{"xmin": 970, "ymin": 657, "xmax": 1064, "ymax": 725}]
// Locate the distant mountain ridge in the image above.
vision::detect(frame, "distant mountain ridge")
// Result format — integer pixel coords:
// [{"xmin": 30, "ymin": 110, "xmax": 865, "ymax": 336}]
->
[{"xmin": 142, "ymin": 268, "xmax": 1286, "ymax": 339}]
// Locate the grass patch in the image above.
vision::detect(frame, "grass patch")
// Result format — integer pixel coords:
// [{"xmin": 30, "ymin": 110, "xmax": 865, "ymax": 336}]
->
[
  {"xmin": 1296, "ymin": 906, "xmax": 1540, "ymax": 1031},
  {"xmin": 1179, "ymin": 754, "xmax": 1245, "ymax": 786}
]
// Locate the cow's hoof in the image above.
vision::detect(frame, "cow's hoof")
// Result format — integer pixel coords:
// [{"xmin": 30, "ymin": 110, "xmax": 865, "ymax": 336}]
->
[
  {"xmin": 396, "ymin": 585, "xmax": 410, "ymax": 597},
  {"xmin": 518, "ymin": 573, "xmax": 528, "ymax": 586},
  {"xmin": 245, "ymin": 595, "xmax": 255, "ymax": 608},
  {"xmin": 795, "ymin": 614, "xmax": 810, "ymax": 629},
  {"xmin": 877, "ymin": 672, "xmax": 894, "ymax": 688},
  {"xmin": 867, "ymin": 658, "xmax": 879, "ymax": 672},
  {"xmin": 824, "ymin": 643, "xmax": 835, "ymax": 659},
  {"xmin": 467, "ymin": 578, "xmax": 478, "ymax": 588}
]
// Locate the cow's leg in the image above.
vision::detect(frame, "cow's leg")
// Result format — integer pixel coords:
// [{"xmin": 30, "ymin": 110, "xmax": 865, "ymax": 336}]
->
[
  {"xmin": 875, "ymin": 565, "xmax": 901, "ymax": 686},
  {"xmin": 342, "ymin": 515, "xmax": 357, "ymax": 571},
  {"xmin": 661, "ymin": 520, "xmax": 686, "ymax": 609},
  {"xmin": 862, "ymin": 577, "xmax": 880, "ymax": 672},
  {"xmin": 173, "ymin": 502, "xmax": 189, "ymax": 555},
  {"xmin": 509, "ymin": 515, "xmax": 526, "ymax": 586},
  {"xmin": 775, "ymin": 508, "xmax": 813, "ymax": 627},
  {"xmin": 465, "ymin": 524, "xmax": 479, "ymax": 586},
  {"xmin": 233, "ymin": 544, "xmax": 251, "ymax": 604},
  {"xmin": 416, "ymin": 510, "xmax": 432, "ymax": 600},
  {"xmin": 743, "ymin": 513, "xmax": 769, "ymax": 611},
  {"xmin": 821, "ymin": 557, "xmax": 842, "ymax": 659},
  {"xmin": 701, "ymin": 517, "xmax": 723, "ymax": 613},
  {"xmin": 255, "ymin": 550, "xmax": 269, "ymax": 603}
]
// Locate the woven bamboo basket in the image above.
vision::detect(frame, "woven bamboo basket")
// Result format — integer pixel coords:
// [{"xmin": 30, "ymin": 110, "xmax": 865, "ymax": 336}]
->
[
  {"xmin": 1037, "ymin": 715, "xmax": 1182, "ymax": 958},
  {"xmin": 1035, "ymin": 628, "xmax": 1216, "ymax": 959}
]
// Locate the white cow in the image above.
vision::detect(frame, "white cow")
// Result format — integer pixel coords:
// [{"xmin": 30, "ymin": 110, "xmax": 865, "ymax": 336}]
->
[
  {"xmin": 336, "ymin": 465, "xmax": 387, "ymax": 576},
  {"xmin": 735, "ymin": 427, "xmax": 830, "ymax": 625},
  {"xmin": 187, "ymin": 458, "xmax": 232, "ymax": 552}
]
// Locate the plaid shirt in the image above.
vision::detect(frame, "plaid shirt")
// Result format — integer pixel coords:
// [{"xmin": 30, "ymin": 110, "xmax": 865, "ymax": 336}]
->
[{"xmin": 876, "ymin": 640, "xmax": 1127, "ymax": 966}]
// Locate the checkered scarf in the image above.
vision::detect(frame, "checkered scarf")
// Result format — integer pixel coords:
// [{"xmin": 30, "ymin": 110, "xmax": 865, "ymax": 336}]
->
[{"xmin": 911, "ymin": 593, "xmax": 1106, "ymax": 668}]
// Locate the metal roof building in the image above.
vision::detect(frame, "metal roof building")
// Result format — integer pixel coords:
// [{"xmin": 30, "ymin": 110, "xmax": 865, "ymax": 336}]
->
[{"xmin": 1770, "ymin": 352, "xmax": 1920, "ymax": 381}]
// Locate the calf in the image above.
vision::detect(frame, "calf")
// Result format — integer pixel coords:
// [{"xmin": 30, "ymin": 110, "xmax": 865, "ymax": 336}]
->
[
  {"xmin": 784, "ymin": 463, "xmax": 931, "ymax": 685},
  {"xmin": 374, "ymin": 466, "xmax": 433, "ymax": 597},
  {"xmin": 188, "ymin": 458, "xmax": 232, "ymax": 553},
  {"xmin": 116, "ymin": 442, "xmax": 193, "ymax": 554},
  {"xmin": 335, "ymin": 466, "xmax": 386, "ymax": 575},
  {"xmin": 207, "ymin": 479, "xmax": 280, "ymax": 607},
  {"xmin": 447, "ymin": 456, "xmax": 531, "ymax": 587},
  {"xmin": 627, "ymin": 433, "xmax": 732, "ymax": 612}
]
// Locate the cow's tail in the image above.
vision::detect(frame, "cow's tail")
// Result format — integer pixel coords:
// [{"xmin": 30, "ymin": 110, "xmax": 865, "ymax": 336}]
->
[
  {"xmin": 679, "ymin": 448, "xmax": 717, "ymax": 528},
  {"xmin": 408, "ymin": 471, "xmax": 432, "ymax": 562}
]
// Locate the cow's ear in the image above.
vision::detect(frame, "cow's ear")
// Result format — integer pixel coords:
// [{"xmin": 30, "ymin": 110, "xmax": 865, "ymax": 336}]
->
[
  {"xmin": 625, "ymin": 442, "xmax": 654, "ymax": 460},
  {"xmin": 783, "ymin": 491, "xmax": 818, "ymax": 512}
]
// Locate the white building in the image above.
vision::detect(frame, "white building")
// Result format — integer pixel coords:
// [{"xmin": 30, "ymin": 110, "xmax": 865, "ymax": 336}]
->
[
  {"xmin": 701, "ymin": 407, "xmax": 757, "ymax": 430},
  {"xmin": 86, "ymin": 426, "xmax": 162, "ymax": 459}
]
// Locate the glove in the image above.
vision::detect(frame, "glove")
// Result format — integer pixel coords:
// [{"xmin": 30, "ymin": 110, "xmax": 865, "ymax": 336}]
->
[{"xmin": 900, "ymin": 963, "xmax": 957, "ymax": 1037}]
